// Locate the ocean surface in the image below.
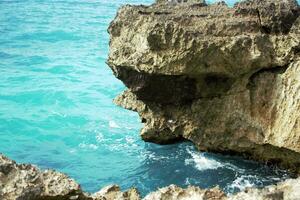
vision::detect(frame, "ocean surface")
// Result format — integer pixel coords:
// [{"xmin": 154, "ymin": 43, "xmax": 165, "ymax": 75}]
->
[{"xmin": 0, "ymin": 0, "xmax": 297, "ymax": 196}]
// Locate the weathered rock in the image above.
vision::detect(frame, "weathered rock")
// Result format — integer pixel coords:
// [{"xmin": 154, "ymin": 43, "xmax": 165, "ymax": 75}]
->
[
  {"xmin": 228, "ymin": 177, "xmax": 300, "ymax": 200},
  {"xmin": 92, "ymin": 185, "xmax": 140, "ymax": 200},
  {"xmin": 0, "ymin": 154, "xmax": 86, "ymax": 200},
  {"xmin": 144, "ymin": 178, "xmax": 300, "ymax": 200},
  {"xmin": 144, "ymin": 185, "xmax": 226, "ymax": 200},
  {"xmin": 156, "ymin": 0, "xmax": 206, "ymax": 6},
  {"xmin": 108, "ymin": 0, "xmax": 300, "ymax": 171},
  {"xmin": 0, "ymin": 154, "xmax": 140, "ymax": 200}
]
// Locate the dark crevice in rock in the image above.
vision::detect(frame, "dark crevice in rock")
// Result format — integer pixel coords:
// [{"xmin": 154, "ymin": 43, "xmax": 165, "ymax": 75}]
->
[
  {"xmin": 293, "ymin": 45, "xmax": 300, "ymax": 55},
  {"xmin": 195, "ymin": 73, "xmax": 236, "ymax": 99},
  {"xmin": 113, "ymin": 66, "xmax": 239, "ymax": 104},
  {"xmin": 256, "ymin": 9, "xmax": 271, "ymax": 34},
  {"xmin": 155, "ymin": 0, "xmax": 207, "ymax": 7},
  {"xmin": 279, "ymin": 9, "xmax": 300, "ymax": 34},
  {"xmin": 23, "ymin": 193, "xmax": 89, "ymax": 200},
  {"xmin": 194, "ymin": 89, "xmax": 248, "ymax": 100},
  {"xmin": 153, "ymin": 11, "xmax": 172, "ymax": 15},
  {"xmin": 189, "ymin": 3, "xmax": 208, "ymax": 8},
  {"xmin": 235, "ymin": 0, "xmax": 300, "ymax": 34},
  {"xmin": 143, "ymin": 133, "xmax": 186, "ymax": 145},
  {"xmin": 138, "ymin": 11, "xmax": 152, "ymax": 15},
  {"xmin": 111, "ymin": 66, "xmax": 197, "ymax": 105},
  {"xmin": 247, "ymin": 65, "xmax": 290, "ymax": 118},
  {"xmin": 141, "ymin": 118, "xmax": 147, "ymax": 123},
  {"xmin": 247, "ymin": 65, "xmax": 289, "ymax": 90}
]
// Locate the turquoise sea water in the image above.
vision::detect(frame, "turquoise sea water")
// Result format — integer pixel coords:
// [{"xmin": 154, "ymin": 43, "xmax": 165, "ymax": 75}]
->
[{"xmin": 0, "ymin": 0, "xmax": 297, "ymax": 196}]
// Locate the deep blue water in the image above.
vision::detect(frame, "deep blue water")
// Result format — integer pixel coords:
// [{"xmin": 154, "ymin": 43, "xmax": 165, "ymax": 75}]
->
[{"xmin": 0, "ymin": 0, "xmax": 296, "ymax": 197}]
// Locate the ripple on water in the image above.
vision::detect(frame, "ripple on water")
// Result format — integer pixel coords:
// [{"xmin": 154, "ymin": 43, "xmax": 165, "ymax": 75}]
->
[{"xmin": 14, "ymin": 31, "xmax": 83, "ymax": 43}]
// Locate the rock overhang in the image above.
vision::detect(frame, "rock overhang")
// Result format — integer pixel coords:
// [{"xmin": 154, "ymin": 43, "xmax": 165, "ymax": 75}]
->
[{"xmin": 107, "ymin": 0, "xmax": 300, "ymax": 172}]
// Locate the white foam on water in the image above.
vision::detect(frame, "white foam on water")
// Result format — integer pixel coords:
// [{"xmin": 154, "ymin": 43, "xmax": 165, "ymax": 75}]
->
[
  {"xmin": 185, "ymin": 178, "xmax": 191, "ymax": 185},
  {"xmin": 109, "ymin": 120, "xmax": 120, "ymax": 128},
  {"xmin": 68, "ymin": 148, "xmax": 77, "ymax": 154},
  {"xmin": 95, "ymin": 133, "xmax": 105, "ymax": 142},
  {"xmin": 139, "ymin": 151, "xmax": 169, "ymax": 161},
  {"xmin": 185, "ymin": 148, "xmax": 224, "ymax": 170},
  {"xmin": 79, "ymin": 142, "xmax": 99, "ymax": 150},
  {"xmin": 223, "ymin": 162, "xmax": 246, "ymax": 174},
  {"xmin": 226, "ymin": 175, "xmax": 257, "ymax": 193},
  {"xmin": 51, "ymin": 110, "xmax": 67, "ymax": 118},
  {"xmin": 125, "ymin": 136, "xmax": 135, "ymax": 144}
]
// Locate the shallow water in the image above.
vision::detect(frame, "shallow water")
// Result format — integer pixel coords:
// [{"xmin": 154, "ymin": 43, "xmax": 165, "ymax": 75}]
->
[{"xmin": 0, "ymin": 0, "xmax": 297, "ymax": 197}]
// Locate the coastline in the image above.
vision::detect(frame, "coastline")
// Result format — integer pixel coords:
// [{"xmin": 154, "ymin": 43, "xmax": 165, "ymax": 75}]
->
[
  {"xmin": 1, "ymin": 0, "xmax": 300, "ymax": 199},
  {"xmin": 108, "ymin": 0, "xmax": 300, "ymax": 172},
  {"xmin": 1, "ymin": 153, "xmax": 299, "ymax": 199}
]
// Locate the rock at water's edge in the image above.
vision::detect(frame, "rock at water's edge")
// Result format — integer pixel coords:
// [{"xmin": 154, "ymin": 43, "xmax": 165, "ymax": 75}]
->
[
  {"xmin": 108, "ymin": 0, "xmax": 300, "ymax": 172},
  {"xmin": 0, "ymin": 154, "xmax": 140, "ymax": 200},
  {"xmin": 1, "ymin": 154, "xmax": 300, "ymax": 200}
]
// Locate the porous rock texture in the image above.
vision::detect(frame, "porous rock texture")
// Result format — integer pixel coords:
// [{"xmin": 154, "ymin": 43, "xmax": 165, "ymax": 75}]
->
[
  {"xmin": 144, "ymin": 185, "xmax": 227, "ymax": 200},
  {"xmin": 107, "ymin": 0, "xmax": 300, "ymax": 172},
  {"xmin": 144, "ymin": 180, "xmax": 300, "ymax": 200},
  {"xmin": 0, "ymin": 154, "xmax": 140, "ymax": 200}
]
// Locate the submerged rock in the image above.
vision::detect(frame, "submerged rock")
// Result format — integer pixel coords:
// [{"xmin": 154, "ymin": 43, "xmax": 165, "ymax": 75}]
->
[{"xmin": 107, "ymin": 0, "xmax": 300, "ymax": 172}]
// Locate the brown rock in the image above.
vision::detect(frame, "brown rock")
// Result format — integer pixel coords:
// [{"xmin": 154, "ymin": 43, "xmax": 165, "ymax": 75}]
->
[
  {"xmin": 143, "ymin": 185, "xmax": 226, "ymax": 200},
  {"xmin": 143, "ymin": 178, "xmax": 300, "ymax": 200},
  {"xmin": 92, "ymin": 185, "xmax": 140, "ymax": 200},
  {"xmin": 4, "ymin": 1, "xmax": 300, "ymax": 199},
  {"xmin": 108, "ymin": 0, "xmax": 300, "ymax": 171},
  {"xmin": 0, "ymin": 154, "xmax": 139, "ymax": 200},
  {"xmin": 0, "ymin": 154, "xmax": 86, "ymax": 200}
]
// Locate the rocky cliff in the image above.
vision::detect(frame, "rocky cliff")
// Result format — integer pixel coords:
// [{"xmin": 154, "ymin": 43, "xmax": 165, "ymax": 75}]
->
[{"xmin": 107, "ymin": 0, "xmax": 300, "ymax": 172}]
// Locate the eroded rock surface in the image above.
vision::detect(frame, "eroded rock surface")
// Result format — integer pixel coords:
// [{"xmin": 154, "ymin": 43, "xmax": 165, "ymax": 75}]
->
[
  {"xmin": 144, "ymin": 179, "xmax": 300, "ymax": 200},
  {"xmin": 108, "ymin": 0, "xmax": 300, "ymax": 171},
  {"xmin": 144, "ymin": 185, "xmax": 226, "ymax": 200},
  {"xmin": 0, "ymin": 154, "xmax": 140, "ymax": 200}
]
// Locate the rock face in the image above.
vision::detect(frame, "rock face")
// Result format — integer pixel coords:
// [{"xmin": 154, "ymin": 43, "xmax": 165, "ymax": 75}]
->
[
  {"xmin": 144, "ymin": 179, "xmax": 300, "ymax": 200},
  {"xmin": 144, "ymin": 185, "xmax": 226, "ymax": 200},
  {"xmin": 107, "ymin": 0, "xmax": 300, "ymax": 171},
  {"xmin": 228, "ymin": 177, "xmax": 300, "ymax": 200},
  {"xmin": 0, "ymin": 154, "xmax": 140, "ymax": 200}
]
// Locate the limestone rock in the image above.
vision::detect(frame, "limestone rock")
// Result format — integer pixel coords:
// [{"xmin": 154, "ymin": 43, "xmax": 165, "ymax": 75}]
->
[
  {"xmin": 143, "ymin": 178, "xmax": 300, "ymax": 200},
  {"xmin": 92, "ymin": 185, "xmax": 140, "ymax": 200},
  {"xmin": 0, "ymin": 154, "xmax": 86, "ymax": 200},
  {"xmin": 156, "ymin": 0, "xmax": 206, "ymax": 5},
  {"xmin": 229, "ymin": 177, "xmax": 300, "ymax": 200},
  {"xmin": 144, "ymin": 185, "xmax": 226, "ymax": 200},
  {"xmin": 0, "ymin": 154, "xmax": 139, "ymax": 200},
  {"xmin": 108, "ymin": 0, "xmax": 300, "ymax": 171}
]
